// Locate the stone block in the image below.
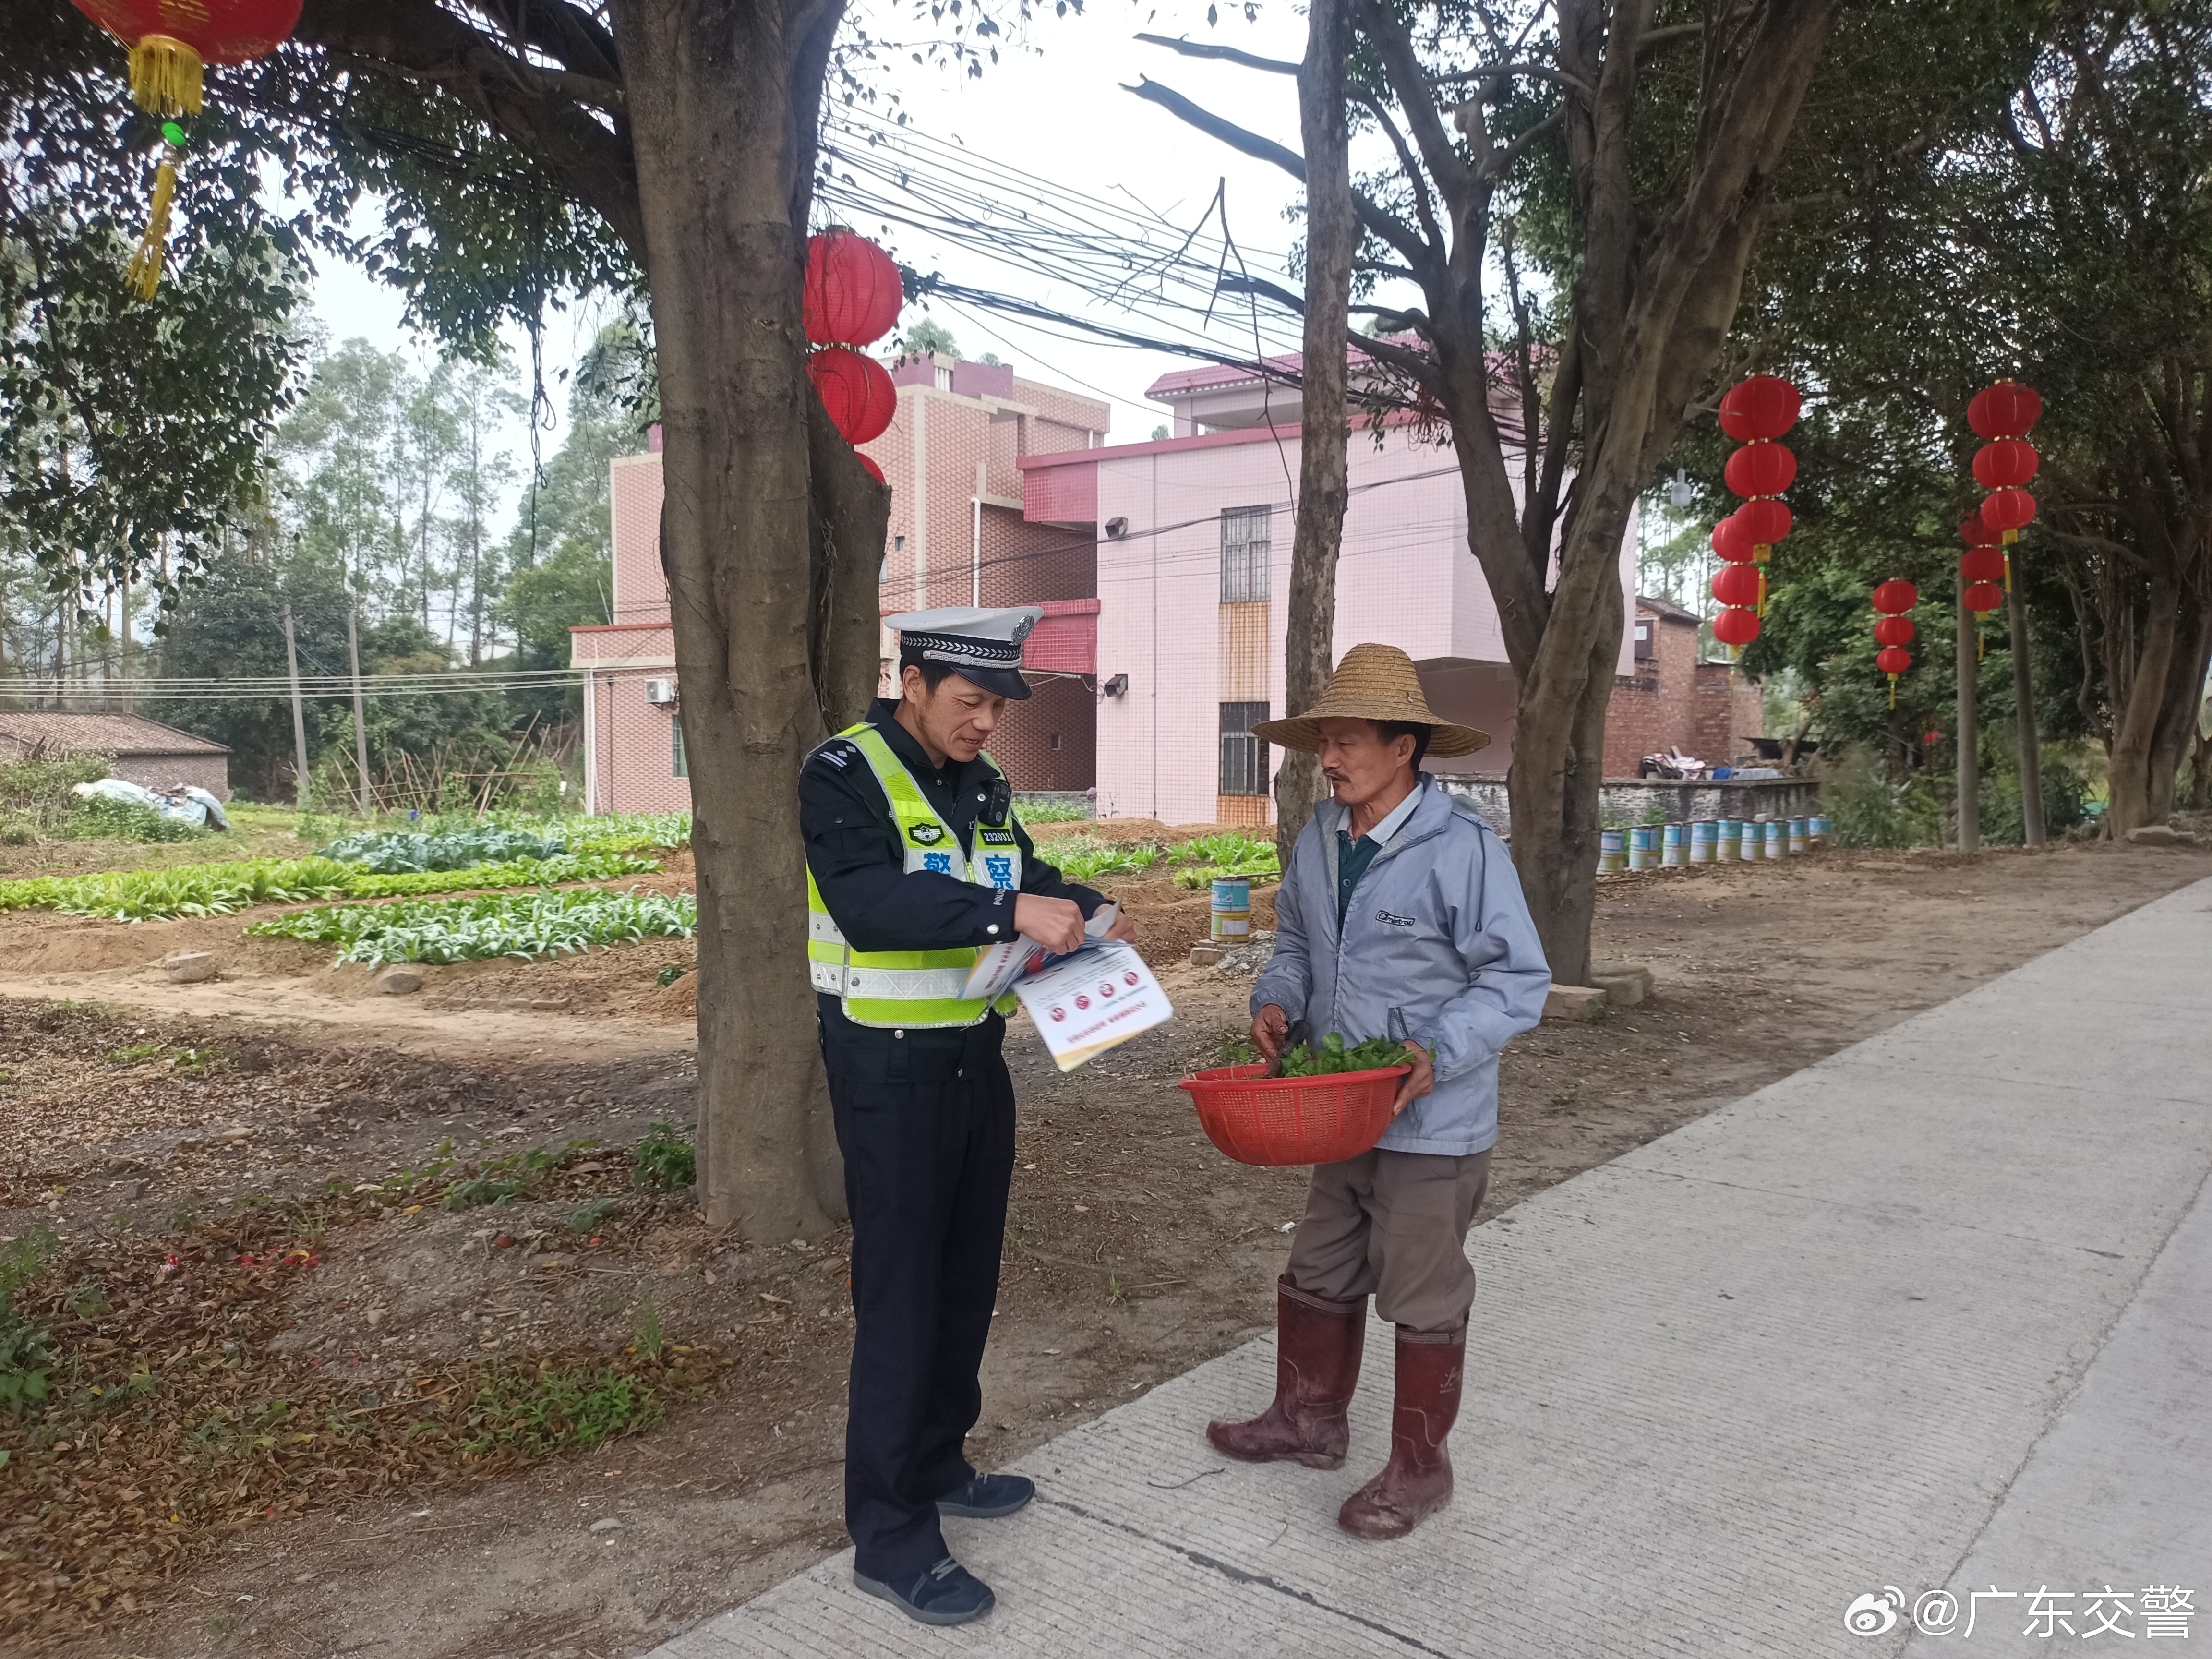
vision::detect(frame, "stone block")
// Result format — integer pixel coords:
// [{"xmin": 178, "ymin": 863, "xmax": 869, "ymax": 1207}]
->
[
  {"xmin": 1589, "ymin": 963, "xmax": 1654, "ymax": 1007},
  {"xmin": 162, "ymin": 950, "xmax": 216, "ymax": 984},
  {"xmin": 376, "ymin": 965, "xmax": 425, "ymax": 995},
  {"xmin": 2126, "ymin": 824, "xmax": 2198, "ymax": 847},
  {"xmin": 1543, "ymin": 984, "xmax": 1610, "ymax": 1022},
  {"xmin": 1189, "ymin": 945, "xmax": 1226, "ymax": 966}
]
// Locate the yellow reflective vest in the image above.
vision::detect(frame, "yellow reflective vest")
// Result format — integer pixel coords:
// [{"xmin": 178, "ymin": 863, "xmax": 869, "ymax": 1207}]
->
[{"xmin": 805, "ymin": 722, "xmax": 1024, "ymax": 1029}]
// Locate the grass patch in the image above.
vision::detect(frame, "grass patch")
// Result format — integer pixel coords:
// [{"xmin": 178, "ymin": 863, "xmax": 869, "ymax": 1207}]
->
[
  {"xmin": 246, "ymin": 888, "xmax": 696, "ymax": 965},
  {"xmin": 461, "ymin": 1361, "xmax": 662, "ymax": 1456}
]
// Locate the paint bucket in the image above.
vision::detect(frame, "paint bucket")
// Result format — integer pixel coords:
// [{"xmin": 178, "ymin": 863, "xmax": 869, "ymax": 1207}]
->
[
  {"xmin": 1690, "ymin": 820, "xmax": 1718, "ymax": 864},
  {"xmin": 1717, "ymin": 819, "xmax": 1742, "ymax": 861},
  {"xmin": 1787, "ymin": 816, "xmax": 1809, "ymax": 855},
  {"xmin": 1742, "ymin": 818, "xmax": 1764, "ymax": 861},
  {"xmin": 1809, "ymin": 815, "xmax": 1831, "ymax": 848},
  {"xmin": 1599, "ymin": 829, "xmax": 1627, "ymax": 874},
  {"xmin": 1765, "ymin": 819, "xmax": 1787, "ymax": 859},
  {"xmin": 1628, "ymin": 826, "xmax": 1657, "ymax": 871},
  {"xmin": 1210, "ymin": 877, "xmax": 1251, "ymax": 940},
  {"xmin": 1662, "ymin": 823, "xmax": 1687, "ymax": 867}
]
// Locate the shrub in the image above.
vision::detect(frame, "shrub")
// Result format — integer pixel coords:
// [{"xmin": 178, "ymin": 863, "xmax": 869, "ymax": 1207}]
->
[
  {"xmin": 67, "ymin": 794, "xmax": 209, "ymax": 843},
  {"xmin": 0, "ymin": 747, "xmax": 110, "ymax": 838}
]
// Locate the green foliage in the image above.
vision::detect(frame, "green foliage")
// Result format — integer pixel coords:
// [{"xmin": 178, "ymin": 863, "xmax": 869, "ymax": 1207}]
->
[
  {"xmin": 654, "ymin": 963, "xmax": 686, "ymax": 986},
  {"xmin": 66, "ymin": 795, "xmax": 211, "ymax": 844},
  {"xmin": 0, "ymin": 750, "xmax": 111, "ymax": 839},
  {"xmin": 0, "ymin": 848, "xmax": 656, "ymax": 921},
  {"xmin": 1820, "ymin": 749, "xmax": 1948, "ymax": 849},
  {"xmin": 629, "ymin": 1121, "xmax": 696, "ymax": 1190},
  {"xmin": 631, "ymin": 1296, "xmax": 663, "ymax": 1360},
  {"xmin": 320, "ymin": 825, "xmax": 568, "ymax": 871},
  {"xmin": 1013, "ymin": 798, "xmax": 1089, "ymax": 823},
  {"xmin": 1274, "ymin": 1033, "xmax": 1424, "ymax": 1078},
  {"xmin": 460, "ymin": 1363, "xmax": 661, "ymax": 1456},
  {"xmin": 1051, "ymin": 839, "xmax": 1166, "ymax": 882},
  {"xmin": 1171, "ymin": 831, "xmax": 1280, "ymax": 888},
  {"xmin": 568, "ymin": 1197, "xmax": 619, "ymax": 1234},
  {"xmin": 247, "ymin": 888, "xmax": 697, "ymax": 965},
  {"xmin": 0, "ymin": 1226, "xmax": 59, "ymax": 1418}
]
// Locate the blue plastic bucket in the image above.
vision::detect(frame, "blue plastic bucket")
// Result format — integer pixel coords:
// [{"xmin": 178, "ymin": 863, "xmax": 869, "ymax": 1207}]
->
[
  {"xmin": 1628, "ymin": 826, "xmax": 1658, "ymax": 870},
  {"xmin": 1787, "ymin": 816, "xmax": 1809, "ymax": 855},
  {"xmin": 1662, "ymin": 823, "xmax": 1687, "ymax": 867},
  {"xmin": 1690, "ymin": 820, "xmax": 1718, "ymax": 864},
  {"xmin": 1718, "ymin": 819, "xmax": 1742, "ymax": 860},
  {"xmin": 1764, "ymin": 819, "xmax": 1787, "ymax": 858},
  {"xmin": 1210, "ymin": 876, "xmax": 1250, "ymax": 939},
  {"xmin": 1809, "ymin": 815, "xmax": 1831, "ymax": 848}
]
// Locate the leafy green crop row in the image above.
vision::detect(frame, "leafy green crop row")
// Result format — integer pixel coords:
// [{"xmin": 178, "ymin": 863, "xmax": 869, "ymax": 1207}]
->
[
  {"xmin": 1048, "ymin": 830, "xmax": 1280, "ymax": 887},
  {"xmin": 0, "ymin": 850, "xmax": 659, "ymax": 922},
  {"xmin": 320, "ymin": 825, "xmax": 570, "ymax": 871},
  {"xmin": 247, "ymin": 888, "xmax": 697, "ymax": 965}
]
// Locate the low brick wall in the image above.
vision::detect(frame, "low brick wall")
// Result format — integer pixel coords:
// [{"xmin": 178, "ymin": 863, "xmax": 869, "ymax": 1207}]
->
[{"xmin": 1439, "ymin": 776, "xmax": 1820, "ymax": 835}]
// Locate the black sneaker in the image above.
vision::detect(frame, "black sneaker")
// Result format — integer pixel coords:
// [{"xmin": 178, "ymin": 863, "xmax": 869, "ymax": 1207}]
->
[
  {"xmin": 854, "ymin": 1556, "xmax": 996, "ymax": 1626},
  {"xmin": 937, "ymin": 1472, "xmax": 1036, "ymax": 1518}
]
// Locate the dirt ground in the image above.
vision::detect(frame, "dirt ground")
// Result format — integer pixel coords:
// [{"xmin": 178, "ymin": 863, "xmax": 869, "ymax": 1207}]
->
[{"xmin": 2, "ymin": 831, "xmax": 2208, "ymax": 1658}]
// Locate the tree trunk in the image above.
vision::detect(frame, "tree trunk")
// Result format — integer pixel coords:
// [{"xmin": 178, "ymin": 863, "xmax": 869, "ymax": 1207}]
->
[
  {"xmin": 613, "ymin": 0, "xmax": 884, "ymax": 1236},
  {"xmin": 2006, "ymin": 575, "xmax": 2044, "ymax": 846},
  {"xmin": 1272, "ymin": 0, "xmax": 1356, "ymax": 862},
  {"xmin": 1956, "ymin": 593, "xmax": 1979, "ymax": 850}
]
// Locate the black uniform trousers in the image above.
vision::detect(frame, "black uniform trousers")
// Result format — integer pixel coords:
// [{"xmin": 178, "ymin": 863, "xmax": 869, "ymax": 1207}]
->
[{"xmin": 823, "ymin": 1011, "xmax": 1016, "ymax": 1583}]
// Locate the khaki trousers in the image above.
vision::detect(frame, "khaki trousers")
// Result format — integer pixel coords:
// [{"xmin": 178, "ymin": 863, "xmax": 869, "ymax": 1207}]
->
[{"xmin": 1285, "ymin": 1146, "xmax": 1493, "ymax": 1334}]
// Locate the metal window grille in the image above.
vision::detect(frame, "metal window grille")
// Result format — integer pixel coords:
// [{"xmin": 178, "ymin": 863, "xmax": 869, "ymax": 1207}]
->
[
  {"xmin": 671, "ymin": 714, "xmax": 687, "ymax": 778},
  {"xmin": 1219, "ymin": 701, "xmax": 1269, "ymax": 796},
  {"xmin": 1219, "ymin": 506, "xmax": 1272, "ymax": 602}
]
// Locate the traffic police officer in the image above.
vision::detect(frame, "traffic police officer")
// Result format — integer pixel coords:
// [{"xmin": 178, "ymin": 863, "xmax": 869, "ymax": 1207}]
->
[{"xmin": 801, "ymin": 605, "xmax": 1133, "ymax": 1626}]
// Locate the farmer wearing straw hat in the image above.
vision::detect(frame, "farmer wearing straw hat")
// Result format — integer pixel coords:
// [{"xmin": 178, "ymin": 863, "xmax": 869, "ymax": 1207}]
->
[{"xmin": 1207, "ymin": 643, "xmax": 1551, "ymax": 1540}]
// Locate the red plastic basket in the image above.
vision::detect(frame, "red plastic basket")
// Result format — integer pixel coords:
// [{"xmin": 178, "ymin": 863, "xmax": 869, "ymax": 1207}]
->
[{"xmin": 1179, "ymin": 1061, "xmax": 1412, "ymax": 1167}]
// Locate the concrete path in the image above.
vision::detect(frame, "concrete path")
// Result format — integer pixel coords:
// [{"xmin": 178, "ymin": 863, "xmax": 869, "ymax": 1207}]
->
[{"xmin": 649, "ymin": 878, "xmax": 2212, "ymax": 1658}]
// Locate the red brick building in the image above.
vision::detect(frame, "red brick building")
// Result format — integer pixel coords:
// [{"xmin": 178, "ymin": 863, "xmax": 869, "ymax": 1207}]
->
[
  {"xmin": 571, "ymin": 354, "xmax": 1110, "ymax": 815},
  {"xmin": 1600, "ymin": 595, "xmax": 1766, "ymax": 776}
]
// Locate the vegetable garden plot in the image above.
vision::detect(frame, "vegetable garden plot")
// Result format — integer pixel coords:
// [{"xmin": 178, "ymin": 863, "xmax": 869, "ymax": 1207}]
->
[{"xmin": 248, "ymin": 889, "xmax": 698, "ymax": 965}]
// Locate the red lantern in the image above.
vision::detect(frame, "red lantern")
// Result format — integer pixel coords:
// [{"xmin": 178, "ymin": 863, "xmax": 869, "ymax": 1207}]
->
[
  {"xmin": 857, "ymin": 453, "xmax": 886, "ymax": 485},
  {"xmin": 1876, "ymin": 645, "xmax": 1912, "ymax": 676},
  {"xmin": 1981, "ymin": 487, "xmax": 2037, "ymax": 533},
  {"xmin": 1711, "ymin": 514, "xmax": 1756, "ymax": 564},
  {"xmin": 1735, "ymin": 497, "xmax": 1792, "ymax": 545},
  {"xmin": 1711, "ymin": 564, "xmax": 1762, "ymax": 608},
  {"xmin": 1968, "ymin": 380, "xmax": 2043, "ymax": 439},
  {"xmin": 1959, "ymin": 515, "xmax": 2001, "ymax": 548},
  {"xmin": 1963, "ymin": 581, "xmax": 2006, "ymax": 614},
  {"xmin": 1874, "ymin": 615, "xmax": 1915, "ymax": 648},
  {"xmin": 804, "ymin": 233, "xmax": 903, "ymax": 349},
  {"xmin": 1712, "ymin": 606, "xmax": 1761, "ymax": 647},
  {"xmin": 808, "ymin": 348, "xmax": 898, "ymax": 445},
  {"xmin": 1872, "ymin": 579, "xmax": 1919, "ymax": 615},
  {"xmin": 1724, "ymin": 441, "xmax": 1797, "ymax": 498},
  {"xmin": 69, "ymin": 0, "xmax": 302, "ymax": 295},
  {"xmin": 1972, "ymin": 439, "xmax": 2039, "ymax": 489},
  {"xmin": 1718, "ymin": 375, "xmax": 1802, "ymax": 442},
  {"xmin": 1959, "ymin": 546, "xmax": 2006, "ymax": 585}
]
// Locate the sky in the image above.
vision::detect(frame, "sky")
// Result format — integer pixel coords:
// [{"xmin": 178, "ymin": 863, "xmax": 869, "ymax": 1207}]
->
[{"xmin": 302, "ymin": 0, "xmax": 1334, "ymax": 536}]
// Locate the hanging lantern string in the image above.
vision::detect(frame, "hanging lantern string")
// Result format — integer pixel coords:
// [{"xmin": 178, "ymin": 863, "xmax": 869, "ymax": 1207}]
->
[{"xmin": 125, "ymin": 121, "xmax": 187, "ymax": 301}]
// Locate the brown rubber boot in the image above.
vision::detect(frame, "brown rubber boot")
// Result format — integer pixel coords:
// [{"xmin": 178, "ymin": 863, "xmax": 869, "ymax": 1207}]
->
[
  {"xmin": 1337, "ymin": 1324, "xmax": 1464, "ymax": 1539},
  {"xmin": 1205, "ymin": 1276, "xmax": 1365, "ymax": 1469}
]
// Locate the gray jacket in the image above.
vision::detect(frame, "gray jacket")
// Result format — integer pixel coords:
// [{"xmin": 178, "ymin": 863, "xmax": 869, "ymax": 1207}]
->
[{"xmin": 1250, "ymin": 780, "xmax": 1552, "ymax": 1157}]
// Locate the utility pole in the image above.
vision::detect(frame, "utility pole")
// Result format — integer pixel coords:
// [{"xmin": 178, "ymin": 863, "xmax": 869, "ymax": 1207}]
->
[
  {"xmin": 348, "ymin": 603, "xmax": 373, "ymax": 820},
  {"xmin": 1956, "ymin": 593, "xmax": 1979, "ymax": 851},
  {"xmin": 283, "ymin": 601, "xmax": 312, "ymax": 816},
  {"xmin": 2007, "ymin": 579, "xmax": 2046, "ymax": 847}
]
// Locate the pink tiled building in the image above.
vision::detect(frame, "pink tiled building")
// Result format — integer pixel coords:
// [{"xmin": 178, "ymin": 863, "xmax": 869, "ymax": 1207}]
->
[
  {"xmin": 571, "ymin": 354, "xmax": 1111, "ymax": 815},
  {"xmin": 1016, "ymin": 361, "xmax": 1644, "ymax": 825}
]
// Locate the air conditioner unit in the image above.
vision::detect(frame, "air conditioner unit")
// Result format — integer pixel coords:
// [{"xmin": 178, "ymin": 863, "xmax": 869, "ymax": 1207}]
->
[{"xmin": 643, "ymin": 678, "xmax": 678, "ymax": 706}]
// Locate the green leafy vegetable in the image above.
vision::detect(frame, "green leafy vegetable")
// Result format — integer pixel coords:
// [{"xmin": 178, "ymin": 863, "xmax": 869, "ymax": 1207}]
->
[
  {"xmin": 1275, "ymin": 1032, "xmax": 1426, "ymax": 1077},
  {"xmin": 246, "ymin": 889, "xmax": 697, "ymax": 965}
]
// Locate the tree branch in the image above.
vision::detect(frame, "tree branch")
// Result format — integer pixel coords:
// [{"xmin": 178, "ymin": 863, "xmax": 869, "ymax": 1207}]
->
[
  {"xmin": 297, "ymin": 0, "xmax": 643, "ymax": 252},
  {"xmin": 1134, "ymin": 33, "xmax": 1300, "ymax": 74},
  {"xmin": 1122, "ymin": 76, "xmax": 1306, "ymax": 178}
]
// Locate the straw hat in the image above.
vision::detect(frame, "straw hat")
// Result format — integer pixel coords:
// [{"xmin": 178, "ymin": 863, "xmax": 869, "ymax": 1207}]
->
[{"xmin": 1252, "ymin": 643, "xmax": 1490, "ymax": 758}]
